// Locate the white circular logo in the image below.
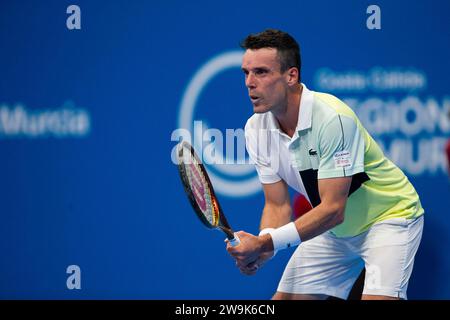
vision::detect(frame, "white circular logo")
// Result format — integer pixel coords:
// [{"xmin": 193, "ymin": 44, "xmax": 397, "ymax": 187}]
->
[{"xmin": 178, "ymin": 50, "xmax": 261, "ymax": 197}]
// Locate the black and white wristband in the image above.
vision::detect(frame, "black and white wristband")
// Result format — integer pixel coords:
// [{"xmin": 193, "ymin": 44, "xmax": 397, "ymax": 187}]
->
[{"xmin": 268, "ymin": 222, "xmax": 301, "ymax": 252}]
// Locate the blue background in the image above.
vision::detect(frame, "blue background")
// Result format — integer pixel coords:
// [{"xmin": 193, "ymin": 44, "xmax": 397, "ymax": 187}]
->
[{"xmin": 0, "ymin": 0, "xmax": 449, "ymax": 299}]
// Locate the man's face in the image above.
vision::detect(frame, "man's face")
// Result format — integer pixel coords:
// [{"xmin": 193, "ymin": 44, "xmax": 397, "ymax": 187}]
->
[{"xmin": 241, "ymin": 48, "xmax": 288, "ymax": 114}]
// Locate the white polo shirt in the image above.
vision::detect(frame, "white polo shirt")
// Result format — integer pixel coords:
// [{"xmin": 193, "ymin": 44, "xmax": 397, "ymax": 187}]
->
[{"xmin": 244, "ymin": 84, "xmax": 424, "ymax": 237}]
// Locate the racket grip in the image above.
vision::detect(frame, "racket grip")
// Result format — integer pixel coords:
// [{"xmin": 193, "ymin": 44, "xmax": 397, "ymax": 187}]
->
[{"xmin": 229, "ymin": 233, "xmax": 241, "ymax": 247}]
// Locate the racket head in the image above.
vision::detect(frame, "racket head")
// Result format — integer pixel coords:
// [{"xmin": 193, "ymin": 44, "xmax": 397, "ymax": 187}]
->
[{"xmin": 176, "ymin": 141, "xmax": 222, "ymax": 230}]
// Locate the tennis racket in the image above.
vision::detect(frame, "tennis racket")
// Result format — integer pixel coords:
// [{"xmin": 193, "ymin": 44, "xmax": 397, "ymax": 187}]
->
[{"xmin": 176, "ymin": 141, "xmax": 240, "ymax": 246}]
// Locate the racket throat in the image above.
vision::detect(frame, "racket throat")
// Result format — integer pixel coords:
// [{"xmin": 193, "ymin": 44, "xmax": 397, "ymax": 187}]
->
[{"xmin": 219, "ymin": 226, "xmax": 235, "ymax": 240}]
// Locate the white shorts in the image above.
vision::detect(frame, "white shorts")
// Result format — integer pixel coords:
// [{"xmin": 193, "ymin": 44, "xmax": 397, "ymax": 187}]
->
[{"xmin": 277, "ymin": 215, "xmax": 424, "ymax": 299}]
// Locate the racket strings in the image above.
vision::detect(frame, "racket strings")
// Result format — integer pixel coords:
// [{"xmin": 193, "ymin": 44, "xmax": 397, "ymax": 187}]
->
[{"xmin": 184, "ymin": 150, "xmax": 217, "ymax": 226}]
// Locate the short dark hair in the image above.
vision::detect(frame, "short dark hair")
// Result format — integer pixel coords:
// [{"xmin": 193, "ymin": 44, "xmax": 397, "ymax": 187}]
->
[{"xmin": 240, "ymin": 29, "xmax": 301, "ymax": 80}]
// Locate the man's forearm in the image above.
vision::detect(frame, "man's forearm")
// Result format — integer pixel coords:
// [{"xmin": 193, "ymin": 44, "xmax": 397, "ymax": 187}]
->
[
  {"xmin": 258, "ymin": 202, "xmax": 345, "ymax": 254},
  {"xmin": 294, "ymin": 203, "xmax": 344, "ymax": 242},
  {"xmin": 259, "ymin": 203, "xmax": 292, "ymax": 230}
]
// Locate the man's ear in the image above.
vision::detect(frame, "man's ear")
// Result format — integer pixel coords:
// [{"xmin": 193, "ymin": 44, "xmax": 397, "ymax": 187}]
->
[{"xmin": 286, "ymin": 67, "xmax": 299, "ymax": 86}]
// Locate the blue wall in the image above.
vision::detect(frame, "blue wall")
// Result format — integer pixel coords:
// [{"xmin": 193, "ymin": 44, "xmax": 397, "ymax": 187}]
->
[{"xmin": 1, "ymin": 0, "xmax": 449, "ymax": 299}]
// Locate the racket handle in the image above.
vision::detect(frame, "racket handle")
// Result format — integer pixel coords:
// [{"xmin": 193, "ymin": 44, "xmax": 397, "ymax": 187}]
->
[{"xmin": 229, "ymin": 233, "xmax": 241, "ymax": 247}]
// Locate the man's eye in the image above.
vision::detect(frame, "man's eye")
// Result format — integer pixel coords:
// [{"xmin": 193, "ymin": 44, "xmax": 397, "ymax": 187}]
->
[{"xmin": 256, "ymin": 70, "xmax": 267, "ymax": 75}]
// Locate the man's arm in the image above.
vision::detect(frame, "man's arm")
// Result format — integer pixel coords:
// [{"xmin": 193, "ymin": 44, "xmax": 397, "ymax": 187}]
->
[
  {"xmin": 225, "ymin": 180, "xmax": 291, "ymax": 275},
  {"xmin": 293, "ymin": 176, "xmax": 351, "ymax": 242},
  {"xmin": 227, "ymin": 176, "xmax": 352, "ymax": 268},
  {"xmin": 259, "ymin": 179, "xmax": 292, "ymax": 230},
  {"xmin": 258, "ymin": 175, "xmax": 352, "ymax": 254}
]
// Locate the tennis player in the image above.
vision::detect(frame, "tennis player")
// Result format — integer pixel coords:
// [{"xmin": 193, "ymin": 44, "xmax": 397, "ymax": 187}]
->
[{"xmin": 226, "ymin": 29, "xmax": 424, "ymax": 300}]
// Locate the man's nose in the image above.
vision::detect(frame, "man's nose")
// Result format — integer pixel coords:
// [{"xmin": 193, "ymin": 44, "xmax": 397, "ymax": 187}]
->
[{"xmin": 245, "ymin": 73, "xmax": 256, "ymax": 89}]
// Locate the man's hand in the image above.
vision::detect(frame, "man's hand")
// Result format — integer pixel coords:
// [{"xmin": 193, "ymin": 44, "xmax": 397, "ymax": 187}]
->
[
  {"xmin": 236, "ymin": 251, "xmax": 274, "ymax": 275},
  {"xmin": 226, "ymin": 231, "xmax": 274, "ymax": 275}
]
